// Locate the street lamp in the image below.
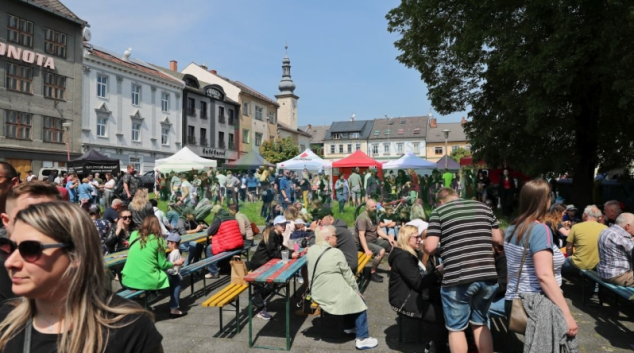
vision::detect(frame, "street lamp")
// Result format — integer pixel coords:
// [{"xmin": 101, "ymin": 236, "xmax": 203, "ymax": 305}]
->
[
  {"xmin": 442, "ymin": 129, "xmax": 450, "ymax": 169},
  {"xmin": 62, "ymin": 121, "xmax": 72, "ymax": 161}
]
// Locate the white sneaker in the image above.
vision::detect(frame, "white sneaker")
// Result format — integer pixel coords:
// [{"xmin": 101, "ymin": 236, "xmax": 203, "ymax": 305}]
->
[
  {"xmin": 344, "ymin": 328, "xmax": 356, "ymax": 335},
  {"xmin": 355, "ymin": 337, "xmax": 378, "ymax": 350}
]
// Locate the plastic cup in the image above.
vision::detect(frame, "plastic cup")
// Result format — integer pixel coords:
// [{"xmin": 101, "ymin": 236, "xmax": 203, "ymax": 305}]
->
[{"xmin": 281, "ymin": 250, "xmax": 289, "ymax": 263}]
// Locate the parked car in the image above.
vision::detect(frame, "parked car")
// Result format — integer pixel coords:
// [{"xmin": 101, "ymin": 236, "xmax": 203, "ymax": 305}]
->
[
  {"xmin": 38, "ymin": 168, "xmax": 66, "ymax": 182},
  {"xmin": 140, "ymin": 170, "xmax": 156, "ymax": 191}
]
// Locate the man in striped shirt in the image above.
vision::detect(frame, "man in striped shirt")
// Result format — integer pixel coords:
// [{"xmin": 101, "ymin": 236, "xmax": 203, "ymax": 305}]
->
[{"xmin": 424, "ymin": 188, "xmax": 503, "ymax": 353}]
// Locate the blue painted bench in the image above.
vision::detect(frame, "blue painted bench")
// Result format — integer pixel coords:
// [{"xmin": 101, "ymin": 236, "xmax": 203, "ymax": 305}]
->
[{"xmin": 580, "ymin": 269, "xmax": 634, "ymax": 311}]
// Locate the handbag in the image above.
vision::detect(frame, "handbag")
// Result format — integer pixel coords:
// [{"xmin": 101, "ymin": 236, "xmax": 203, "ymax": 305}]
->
[
  {"xmin": 301, "ymin": 247, "xmax": 332, "ymax": 314},
  {"xmin": 251, "ymin": 222, "xmax": 260, "ymax": 235},
  {"xmin": 508, "ymin": 227, "xmax": 533, "ymax": 334}
]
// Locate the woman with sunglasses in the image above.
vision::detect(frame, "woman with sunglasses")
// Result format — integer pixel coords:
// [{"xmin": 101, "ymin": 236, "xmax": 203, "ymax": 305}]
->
[
  {"xmin": 388, "ymin": 224, "xmax": 447, "ymax": 353},
  {"xmin": 105, "ymin": 209, "xmax": 133, "ymax": 254},
  {"xmin": 0, "ymin": 201, "xmax": 164, "ymax": 352}
]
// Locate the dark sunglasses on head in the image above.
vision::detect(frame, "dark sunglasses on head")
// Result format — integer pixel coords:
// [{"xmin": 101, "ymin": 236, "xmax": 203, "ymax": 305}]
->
[
  {"xmin": 121, "ymin": 216, "xmax": 132, "ymax": 220},
  {"xmin": 0, "ymin": 238, "xmax": 69, "ymax": 262}
]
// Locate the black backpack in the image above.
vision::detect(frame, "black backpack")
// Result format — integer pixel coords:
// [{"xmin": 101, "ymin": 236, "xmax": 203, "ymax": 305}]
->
[{"xmin": 113, "ymin": 178, "xmax": 125, "ymax": 198}]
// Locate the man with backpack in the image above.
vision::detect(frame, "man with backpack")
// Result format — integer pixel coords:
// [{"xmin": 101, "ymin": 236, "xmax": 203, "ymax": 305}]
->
[{"xmin": 121, "ymin": 164, "xmax": 139, "ymax": 203}]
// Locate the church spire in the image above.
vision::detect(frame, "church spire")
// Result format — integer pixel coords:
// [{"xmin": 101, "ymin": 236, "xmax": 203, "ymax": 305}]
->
[{"xmin": 278, "ymin": 43, "xmax": 296, "ymax": 95}]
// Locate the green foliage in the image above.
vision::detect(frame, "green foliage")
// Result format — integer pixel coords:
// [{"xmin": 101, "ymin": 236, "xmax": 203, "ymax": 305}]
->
[
  {"xmin": 450, "ymin": 147, "xmax": 470, "ymax": 163},
  {"xmin": 259, "ymin": 137, "xmax": 300, "ymax": 164},
  {"xmin": 386, "ymin": 0, "xmax": 634, "ymax": 206},
  {"xmin": 311, "ymin": 144, "xmax": 324, "ymax": 158}
]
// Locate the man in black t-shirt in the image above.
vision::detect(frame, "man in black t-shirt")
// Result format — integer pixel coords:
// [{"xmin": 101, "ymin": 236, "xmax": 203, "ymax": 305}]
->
[
  {"xmin": 310, "ymin": 207, "xmax": 358, "ymax": 274},
  {"xmin": 103, "ymin": 199, "xmax": 124, "ymax": 224}
]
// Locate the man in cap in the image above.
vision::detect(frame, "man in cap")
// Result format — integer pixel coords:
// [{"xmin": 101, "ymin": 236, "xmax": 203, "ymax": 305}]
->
[
  {"xmin": 311, "ymin": 207, "xmax": 358, "ymax": 274},
  {"xmin": 563, "ymin": 204, "xmax": 581, "ymax": 225},
  {"xmin": 205, "ymin": 204, "xmax": 244, "ymax": 279}
]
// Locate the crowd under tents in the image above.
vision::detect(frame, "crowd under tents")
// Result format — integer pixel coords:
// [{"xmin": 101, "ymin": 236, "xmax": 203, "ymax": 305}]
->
[{"xmin": 67, "ymin": 149, "xmax": 121, "ymax": 176}]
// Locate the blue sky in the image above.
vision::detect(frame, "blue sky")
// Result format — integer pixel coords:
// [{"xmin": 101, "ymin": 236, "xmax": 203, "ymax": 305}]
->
[{"xmin": 64, "ymin": 0, "xmax": 468, "ymax": 126}]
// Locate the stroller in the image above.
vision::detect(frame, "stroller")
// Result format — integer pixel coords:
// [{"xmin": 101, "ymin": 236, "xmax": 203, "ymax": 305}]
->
[{"xmin": 170, "ymin": 197, "xmax": 214, "ymax": 226}]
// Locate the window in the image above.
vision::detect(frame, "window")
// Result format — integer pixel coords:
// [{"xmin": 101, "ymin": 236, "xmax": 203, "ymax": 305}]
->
[
  {"xmin": 97, "ymin": 117, "xmax": 107, "ymax": 137},
  {"xmin": 397, "ymin": 143, "xmax": 404, "ymax": 153},
  {"xmin": 300, "ymin": 144, "xmax": 306, "ymax": 151},
  {"xmin": 43, "ymin": 72, "xmax": 66, "ymax": 100},
  {"xmin": 44, "ymin": 28, "xmax": 67, "ymax": 58},
  {"xmin": 356, "ymin": 143, "xmax": 361, "ymax": 151},
  {"xmin": 330, "ymin": 144, "xmax": 335, "ymax": 154},
  {"xmin": 397, "ymin": 129, "xmax": 404, "ymax": 135},
  {"xmin": 129, "ymin": 157, "xmax": 141, "ymax": 173},
  {"xmin": 452, "ymin": 145, "xmax": 459, "ymax": 152},
  {"xmin": 218, "ymin": 106, "xmax": 225, "ymax": 123},
  {"xmin": 338, "ymin": 144, "xmax": 343, "ymax": 153},
  {"xmin": 5, "ymin": 110, "xmax": 32, "ymax": 140},
  {"xmin": 7, "ymin": 15, "xmax": 33, "ymax": 47},
  {"xmin": 187, "ymin": 98, "xmax": 195, "ymax": 116},
  {"xmin": 350, "ymin": 132, "xmax": 360, "ymax": 139},
  {"xmin": 6, "ymin": 63, "xmax": 33, "ymax": 94},
  {"xmin": 413, "ymin": 142, "xmax": 420, "ymax": 154},
  {"xmin": 372, "ymin": 144, "xmax": 379, "ymax": 155},
  {"xmin": 200, "ymin": 128, "xmax": 207, "ymax": 146},
  {"xmin": 218, "ymin": 131, "xmax": 225, "ymax": 148},
  {"xmin": 200, "ymin": 101, "xmax": 207, "ymax": 119},
  {"xmin": 242, "ymin": 129, "xmax": 250, "ymax": 144},
  {"xmin": 435, "ymin": 147, "xmax": 443, "ymax": 155},
  {"xmin": 242, "ymin": 102, "xmax": 249, "ymax": 116},
  {"xmin": 413, "ymin": 128, "xmax": 420, "ymax": 134},
  {"xmin": 161, "ymin": 127, "xmax": 169, "ymax": 145},
  {"xmin": 43, "ymin": 116, "xmax": 64, "ymax": 143},
  {"xmin": 374, "ymin": 130, "xmax": 380, "ymax": 136},
  {"xmin": 228, "ymin": 109, "xmax": 235, "ymax": 125},
  {"xmin": 347, "ymin": 144, "xmax": 352, "ymax": 153},
  {"xmin": 400, "ymin": 120, "xmax": 406, "ymax": 124},
  {"xmin": 229, "ymin": 133, "xmax": 235, "ymax": 150},
  {"xmin": 187, "ymin": 126, "xmax": 195, "ymax": 144},
  {"xmin": 131, "ymin": 122, "xmax": 141, "ymax": 141},
  {"xmin": 97, "ymin": 75, "xmax": 108, "ymax": 98},
  {"xmin": 161, "ymin": 93, "xmax": 169, "ymax": 112},
  {"xmin": 131, "ymin": 84, "xmax": 141, "ymax": 106},
  {"xmin": 268, "ymin": 112, "xmax": 276, "ymax": 124},
  {"xmin": 384, "ymin": 143, "xmax": 390, "ymax": 154},
  {"xmin": 385, "ymin": 129, "xmax": 391, "ymax": 135},
  {"xmin": 255, "ymin": 106, "xmax": 263, "ymax": 121},
  {"xmin": 255, "ymin": 132, "xmax": 263, "ymax": 147}
]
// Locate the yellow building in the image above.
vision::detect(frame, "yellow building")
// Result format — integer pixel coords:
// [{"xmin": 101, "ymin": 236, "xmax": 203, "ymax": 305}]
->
[
  {"xmin": 426, "ymin": 118, "xmax": 471, "ymax": 162},
  {"xmin": 231, "ymin": 81, "xmax": 280, "ymax": 155}
]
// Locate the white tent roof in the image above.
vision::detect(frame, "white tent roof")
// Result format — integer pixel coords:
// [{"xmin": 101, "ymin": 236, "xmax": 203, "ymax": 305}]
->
[
  {"xmin": 382, "ymin": 152, "xmax": 436, "ymax": 171},
  {"xmin": 277, "ymin": 149, "xmax": 332, "ymax": 171},
  {"xmin": 154, "ymin": 147, "xmax": 217, "ymax": 172}
]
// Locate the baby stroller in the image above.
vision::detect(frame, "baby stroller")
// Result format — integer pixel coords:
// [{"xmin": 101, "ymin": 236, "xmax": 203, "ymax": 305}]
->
[{"xmin": 170, "ymin": 197, "xmax": 214, "ymax": 226}]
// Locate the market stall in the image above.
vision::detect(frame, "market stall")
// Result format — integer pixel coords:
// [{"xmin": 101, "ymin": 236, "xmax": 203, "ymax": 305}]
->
[
  {"xmin": 223, "ymin": 149, "xmax": 274, "ymax": 170},
  {"xmin": 277, "ymin": 149, "xmax": 332, "ymax": 172},
  {"xmin": 435, "ymin": 155, "xmax": 460, "ymax": 171},
  {"xmin": 154, "ymin": 147, "xmax": 217, "ymax": 173},
  {"xmin": 67, "ymin": 149, "xmax": 121, "ymax": 176},
  {"xmin": 382, "ymin": 152, "xmax": 436, "ymax": 175}
]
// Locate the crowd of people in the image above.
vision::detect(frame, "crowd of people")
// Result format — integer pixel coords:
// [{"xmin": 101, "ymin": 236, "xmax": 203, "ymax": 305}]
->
[{"xmin": 1, "ymin": 158, "xmax": 633, "ymax": 352}]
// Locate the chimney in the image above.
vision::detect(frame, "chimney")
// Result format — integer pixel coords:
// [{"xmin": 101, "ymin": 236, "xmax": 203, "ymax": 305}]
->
[
  {"xmin": 430, "ymin": 118, "xmax": 437, "ymax": 128},
  {"xmin": 307, "ymin": 124, "xmax": 312, "ymax": 132},
  {"xmin": 461, "ymin": 116, "xmax": 467, "ymax": 125},
  {"xmin": 210, "ymin": 70, "xmax": 217, "ymax": 74},
  {"xmin": 169, "ymin": 60, "xmax": 177, "ymax": 71}
]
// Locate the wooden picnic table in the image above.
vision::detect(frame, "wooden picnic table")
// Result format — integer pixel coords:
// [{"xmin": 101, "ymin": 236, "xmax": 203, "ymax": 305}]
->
[
  {"xmin": 245, "ymin": 253, "xmax": 307, "ymax": 351},
  {"xmin": 103, "ymin": 231, "xmax": 208, "ymax": 268}
]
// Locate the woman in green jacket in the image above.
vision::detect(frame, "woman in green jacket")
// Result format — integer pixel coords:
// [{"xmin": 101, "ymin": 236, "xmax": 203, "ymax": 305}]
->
[{"xmin": 122, "ymin": 215, "xmax": 185, "ymax": 293}]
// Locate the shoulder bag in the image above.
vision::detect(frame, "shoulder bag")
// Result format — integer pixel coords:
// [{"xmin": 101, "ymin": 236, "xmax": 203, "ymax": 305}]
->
[
  {"xmin": 301, "ymin": 247, "xmax": 332, "ymax": 314},
  {"xmin": 508, "ymin": 225, "xmax": 534, "ymax": 334}
]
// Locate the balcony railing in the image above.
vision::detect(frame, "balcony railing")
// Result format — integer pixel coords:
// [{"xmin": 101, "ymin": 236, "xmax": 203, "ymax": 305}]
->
[
  {"xmin": 187, "ymin": 135, "xmax": 196, "ymax": 145},
  {"xmin": 200, "ymin": 138, "xmax": 208, "ymax": 146},
  {"xmin": 219, "ymin": 116, "xmax": 226, "ymax": 124},
  {"xmin": 187, "ymin": 109, "xmax": 196, "ymax": 117},
  {"xmin": 218, "ymin": 141, "xmax": 226, "ymax": 149}
]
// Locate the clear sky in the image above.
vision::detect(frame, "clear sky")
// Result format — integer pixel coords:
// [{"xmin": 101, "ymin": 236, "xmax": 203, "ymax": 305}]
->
[{"xmin": 64, "ymin": 0, "xmax": 468, "ymax": 126}]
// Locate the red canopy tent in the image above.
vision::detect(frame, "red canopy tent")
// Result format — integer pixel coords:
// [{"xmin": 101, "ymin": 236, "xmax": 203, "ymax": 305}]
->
[
  {"xmin": 332, "ymin": 150, "xmax": 383, "ymax": 181},
  {"xmin": 460, "ymin": 155, "xmax": 486, "ymax": 167}
]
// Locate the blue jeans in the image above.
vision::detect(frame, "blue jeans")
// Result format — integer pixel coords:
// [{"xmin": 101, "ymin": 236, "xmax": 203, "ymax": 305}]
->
[
  {"xmin": 440, "ymin": 280, "xmax": 496, "ymax": 331},
  {"xmin": 167, "ymin": 211, "xmax": 180, "ymax": 228},
  {"xmin": 205, "ymin": 245, "xmax": 219, "ymax": 275},
  {"xmin": 168, "ymin": 274, "xmax": 181, "ymax": 309},
  {"xmin": 343, "ymin": 310, "xmax": 370, "ymax": 340},
  {"xmin": 561, "ymin": 256, "xmax": 580, "ymax": 275},
  {"xmin": 179, "ymin": 241, "xmax": 199, "ymax": 266},
  {"xmin": 337, "ymin": 194, "xmax": 345, "ymax": 213}
]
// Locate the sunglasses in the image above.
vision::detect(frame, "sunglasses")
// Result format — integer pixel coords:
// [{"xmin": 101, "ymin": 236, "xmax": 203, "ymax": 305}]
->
[
  {"xmin": 0, "ymin": 238, "xmax": 69, "ymax": 262},
  {"xmin": 121, "ymin": 216, "xmax": 132, "ymax": 220}
]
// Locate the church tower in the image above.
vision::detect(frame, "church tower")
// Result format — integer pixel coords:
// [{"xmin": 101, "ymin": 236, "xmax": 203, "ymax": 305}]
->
[{"xmin": 275, "ymin": 44, "xmax": 299, "ymax": 129}]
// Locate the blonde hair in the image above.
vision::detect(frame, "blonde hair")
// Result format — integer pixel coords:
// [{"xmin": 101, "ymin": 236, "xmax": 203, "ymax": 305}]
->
[
  {"xmin": 284, "ymin": 206, "xmax": 298, "ymax": 221},
  {"xmin": 129, "ymin": 188, "xmax": 149, "ymax": 212},
  {"xmin": 314, "ymin": 225, "xmax": 336, "ymax": 246},
  {"xmin": 0, "ymin": 201, "xmax": 149, "ymax": 353},
  {"xmin": 396, "ymin": 225, "xmax": 420, "ymax": 257}
]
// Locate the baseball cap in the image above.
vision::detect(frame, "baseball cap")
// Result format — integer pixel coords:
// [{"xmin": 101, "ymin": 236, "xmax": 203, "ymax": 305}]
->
[
  {"xmin": 211, "ymin": 205, "xmax": 223, "ymax": 214},
  {"xmin": 406, "ymin": 219, "xmax": 429, "ymax": 236},
  {"xmin": 294, "ymin": 218, "xmax": 306, "ymax": 225},
  {"xmin": 273, "ymin": 215, "xmax": 288, "ymax": 226},
  {"xmin": 313, "ymin": 207, "xmax": 333, "ymax": 220},
  {"xmin": 566, "ymin": 204, "xmax": 577, "ymax": 211},
  {"xmin": 166, "ymin": 233, "xmax": 181, "ymax": 243}
]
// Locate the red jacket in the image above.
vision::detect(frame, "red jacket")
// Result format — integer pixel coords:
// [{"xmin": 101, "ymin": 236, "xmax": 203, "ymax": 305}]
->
[{"xmin": 211, "ymin": 219, "xmax": 244, "ymax": 255}]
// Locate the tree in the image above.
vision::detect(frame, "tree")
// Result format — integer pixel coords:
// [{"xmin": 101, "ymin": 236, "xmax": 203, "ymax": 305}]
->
[
  {"xmin": 259, "ymin": 137, "xmax": 300, "ymax": 164},
  {"xmin": 387, "ymin": 0, "xmax": 634, "ymax": 207},
  {"xmin": 450, "ymin": 147, "xmax": 470, "ymax": 164}
]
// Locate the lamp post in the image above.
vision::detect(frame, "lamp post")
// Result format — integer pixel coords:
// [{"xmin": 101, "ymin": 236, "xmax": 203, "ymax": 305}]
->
[
  {"xmin": 384, "ymin": 115, "xmax": 391, "ymax": 158},
  {"xmin": 442, "ymin": 129, "xmax": 450, "ymax": 169},
  {"xmin": 62, "ymin": 121, "xmax": 72, "ymax": 161}
]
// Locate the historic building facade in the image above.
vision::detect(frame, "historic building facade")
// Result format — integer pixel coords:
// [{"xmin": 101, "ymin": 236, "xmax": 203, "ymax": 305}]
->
[
  {"xmin": 367, "ymin": 116, "xmax": 429, "ymax": 161},
  {"xmin": 425, "ymin": 117, "xmax": 470, "ymax": 163},
  {"xmin": 0, "ymin": 0, "xmax": 87, "ymax": 176},
  {"xmin": 322, "ymin": 116, "xmax": 373, "ymax": 160},
  {"xmin": 81, "ymin": 45, "xmax": 183, "ymax": 173}
]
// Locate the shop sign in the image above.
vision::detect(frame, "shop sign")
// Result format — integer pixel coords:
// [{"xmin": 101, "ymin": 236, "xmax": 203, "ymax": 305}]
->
[
  {"xmin": 202, "ymin": 148, "xmax": 226, "ymax": 157},
  {"xmin": 205, "ymin": 87, "xmax": 223, "ymax": 100},
  {"xmin": 0, "ymin": 42, "xmax": 55, "ymax": 70}
]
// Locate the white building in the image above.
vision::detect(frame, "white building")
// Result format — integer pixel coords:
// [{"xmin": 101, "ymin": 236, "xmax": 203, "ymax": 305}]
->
[
  {"xmin": 367, "ymin": 116, "xmax": 429, "ymax": 161},
  {"xmin": 81, "ymin": 45, "xmax": 184, "ymax": 173}
]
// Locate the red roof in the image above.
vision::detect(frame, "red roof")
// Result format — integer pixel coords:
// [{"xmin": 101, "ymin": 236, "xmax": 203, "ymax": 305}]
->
[
  {"xmin": 89, "ymin": 48, "xmax": 182, "ymax": 85},
  {"xmin": 332, "ymin": 150, "xmax": 383, "ymax": 169}
]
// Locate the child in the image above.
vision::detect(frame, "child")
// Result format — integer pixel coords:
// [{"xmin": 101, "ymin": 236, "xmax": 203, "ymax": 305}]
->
[{"xmin": 166, "ymin": 233, "xmax": 185, "ymax": 317}]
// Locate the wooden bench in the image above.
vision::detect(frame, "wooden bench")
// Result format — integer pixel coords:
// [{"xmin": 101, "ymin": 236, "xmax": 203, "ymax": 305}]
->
[
  {"xmin": 356, "ymin": 252, "xmax": 372, "ymax": 293},
  {"xmin": 117, "ymin": 289, "xmax": 150, "ymax": 309},
  {"xmin": 201, "ymin": 283, "xmax": 249, "ymax": 333},
  {"xmin": 580, "ymin": 269, "xmax": 634, "ymax": 310},
  {"xmin": 181, "ymin": 250, "xmax": 242, "ymax": 296}
]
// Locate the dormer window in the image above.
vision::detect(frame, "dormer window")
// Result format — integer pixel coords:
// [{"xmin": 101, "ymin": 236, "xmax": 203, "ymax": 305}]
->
[
  {"xmin": 413, "ymin": 128, "xmax": 420, "ymax": 134},
  {"xmin": 374, "ymin": 130, "xmax": 380, "ymax": 136},
  {"xmin": 397, "ymin": 129, "xmax": 404, "ymax": 135},
  {"xmin": 385, "ymin": 129, "xmax": 391, "ymax": 135}
]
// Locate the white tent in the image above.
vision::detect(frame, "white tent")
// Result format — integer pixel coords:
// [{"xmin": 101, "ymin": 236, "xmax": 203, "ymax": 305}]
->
[
  {"xmin": 277, "ymin": 148, "xmax": 332, "ymax": 171},
  {"xmin": 154, "ymin": 147, "xmax": 217, "ymax": 173},
  {"xmin": 382, "ymin": 152, "xmax": 436, "ymax": 173}
]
